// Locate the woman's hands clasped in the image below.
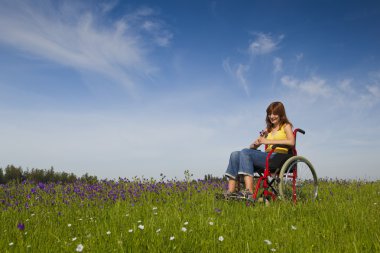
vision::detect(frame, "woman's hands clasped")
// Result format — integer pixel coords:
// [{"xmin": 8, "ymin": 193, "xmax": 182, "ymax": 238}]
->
[{"xmin": 250, "ymin": 130, "xmax": 268, "ymax": 149}]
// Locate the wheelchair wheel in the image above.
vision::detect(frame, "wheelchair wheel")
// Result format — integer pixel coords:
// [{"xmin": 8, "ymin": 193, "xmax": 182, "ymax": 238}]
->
[{"xmin": 278, "ymin": 156, "xmax": 318, "ymax": 202}]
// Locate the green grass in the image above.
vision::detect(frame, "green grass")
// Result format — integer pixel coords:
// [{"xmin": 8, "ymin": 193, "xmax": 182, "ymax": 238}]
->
[{"xmin": 1, "ymin": 179, "xmax": 380, "ymax": 252}]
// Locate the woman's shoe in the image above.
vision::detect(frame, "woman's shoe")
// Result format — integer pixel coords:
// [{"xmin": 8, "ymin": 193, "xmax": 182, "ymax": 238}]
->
[{"xmin": 215, "ymin": 190, "xmax": 239, "ymax": 200}]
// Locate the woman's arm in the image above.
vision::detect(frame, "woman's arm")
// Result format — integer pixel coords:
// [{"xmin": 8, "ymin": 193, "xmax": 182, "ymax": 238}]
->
[
  {"xmin": 249, "ymin": 139, "xmax": 261, "ymax": 149},
  {"xmin": 258, "ymin": 124, "xmax": 295, "ymax": 146}
]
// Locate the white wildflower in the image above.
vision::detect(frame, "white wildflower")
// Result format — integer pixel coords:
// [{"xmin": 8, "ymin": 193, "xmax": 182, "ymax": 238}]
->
[
  {"xmin": 137, "ymin": 220, "xmax": 142, "ymax": 223},
  {"xmin": 9, "ymin": 242, "xmax": 14, "ymax": 246},
  {"xmin": 209, "ymin": 222, "xmax": 214, "ymax": 226},
  {"xmin": 67, "ymin": 224, "xmax": 72, "ymax": 227},
  {"xmin": 152, "ymin": 207, "xmax": 158, "ymax": 210},
  {"xmin": 170, "ymin": 236, "xmax": 175, "ymax": 241},
  {"xmin": 138, "ymin": 225, "xmax": 145, "ymax": 230},
  {"xmin": 106, "ymin": 231, "xmax": 111, "ymax": 235},
  {"xmin": 125, "ymin": 214, "xmax": 129, "ymax": 217},
  {"xmin": 291, "ymin": 225, "xmax": 297, "ymax": 230},
  {"xmin": 156, "ymin": 229, "xmax": 161, "ymax": 233},
  {"xmin": 76, "ymin": 243, "xmax": 84, "ymax": 252},
  {"xmin": 184, "ymin": 221, "xmax": 189, "ymax": 225},
  {"xmin": 271, "ymin": 248, "xmax": 277, "ymax": 252},
  {"xmin": 128, "ymin": 229, "xmax": 133, "ymax": 233},
  {"xmin": 181, "ymin": 227, "xmax": 187, "ymax": 232},
  {"xmin": 264, "ymin": 239, "xmax": 272, "ymax": 245},
  {"xmin": 72, "ymin": 237, "xmax": 77, "ymax": 241},
  {"xmin": 218, "ymin": 236, "xmax": 224, "ymax": 242}
]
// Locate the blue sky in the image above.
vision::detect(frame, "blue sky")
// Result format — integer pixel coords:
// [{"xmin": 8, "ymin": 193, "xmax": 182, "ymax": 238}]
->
[{"xmin": 1, "ymin": 0, "xmax": 380, "ymax": 180}]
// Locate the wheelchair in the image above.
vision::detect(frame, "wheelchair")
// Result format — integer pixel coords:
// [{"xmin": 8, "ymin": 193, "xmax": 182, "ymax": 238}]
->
[
  {"xmin": 222, "ymin": 128, "xmax": 318, "ymax": 204},
  {"xmin": 251, "ymin": 128, "xmax": 318, "ymax": 203}
]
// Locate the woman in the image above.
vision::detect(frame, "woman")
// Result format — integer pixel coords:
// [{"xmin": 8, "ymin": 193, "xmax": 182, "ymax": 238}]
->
[{"xmin": 223, "ymin": 101, "xmax": 295, "ymax": 199}]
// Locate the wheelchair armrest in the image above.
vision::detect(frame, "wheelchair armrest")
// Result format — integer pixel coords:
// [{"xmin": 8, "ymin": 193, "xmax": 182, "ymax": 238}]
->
[{"xmin": 270, "ymin": 144, "xmax": 293, "ymax": 150}]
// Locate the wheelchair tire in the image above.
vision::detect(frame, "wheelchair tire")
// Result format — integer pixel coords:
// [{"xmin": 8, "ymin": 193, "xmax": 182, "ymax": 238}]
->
[{"xmin": 278, "ymin": 156, "xmax": 318, "ymax": 202}]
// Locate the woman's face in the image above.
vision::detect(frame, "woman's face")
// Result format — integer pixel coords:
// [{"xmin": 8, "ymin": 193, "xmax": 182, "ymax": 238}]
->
[{"xmin": 268, "ymin": 112, "xmax": 280, "ymax": 125}]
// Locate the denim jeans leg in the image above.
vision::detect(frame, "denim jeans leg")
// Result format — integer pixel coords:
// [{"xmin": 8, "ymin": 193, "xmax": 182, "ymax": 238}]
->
[
  {"xmin": 238, "ymin": 148, "xmax": 254, "ymax": 177},
  {"xmin": 224, "ymin": 151, "xmax": 240, "ymax": 179},
  {"xmin": 238, "ymin": 148, "xmax": 269, "ymax": 176}
]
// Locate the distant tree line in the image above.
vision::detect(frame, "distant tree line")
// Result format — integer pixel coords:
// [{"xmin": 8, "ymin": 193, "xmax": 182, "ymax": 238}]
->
[
  {"xmin": 0, "ymin": 165, "xmax": 98, "ymax": 184},
  {"xmin": 0, "ymin": 165, "xmax": 224, "ymax": 185},
  {"xmin": 204, "ymin": 174, "xmax": 221, "ymax": 182}
]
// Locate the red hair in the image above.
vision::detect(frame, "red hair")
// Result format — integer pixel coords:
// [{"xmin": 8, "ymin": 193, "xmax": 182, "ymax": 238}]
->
[{"xmin": 266, "ymin": 101, "xmax": 292, "ymax": 132}]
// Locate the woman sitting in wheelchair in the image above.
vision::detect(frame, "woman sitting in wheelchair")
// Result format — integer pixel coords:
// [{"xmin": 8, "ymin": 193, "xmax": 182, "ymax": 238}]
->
[{"xmin": 222, "ymin": 101, "xmax": 295, "ymax": 200}]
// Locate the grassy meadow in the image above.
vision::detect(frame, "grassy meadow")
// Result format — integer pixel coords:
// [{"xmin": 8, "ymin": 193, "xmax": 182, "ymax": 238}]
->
[{"xmin": 1, "ymin": 176, "xmax": 379, "ymax": 252}]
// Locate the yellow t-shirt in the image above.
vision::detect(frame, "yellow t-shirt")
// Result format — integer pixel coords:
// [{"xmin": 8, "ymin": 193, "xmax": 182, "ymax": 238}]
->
[{"xmin": 265, "ymin": 125, "xmax": 289, "ymax": 154}]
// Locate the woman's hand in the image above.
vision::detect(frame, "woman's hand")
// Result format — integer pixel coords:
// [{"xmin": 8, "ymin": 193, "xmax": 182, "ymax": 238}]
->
[
  {"xmin": 258, "ymin": 136, "xmax": 268, "ymax": 145},
  {"xmin": 249, "ymin": 138, "xmax": 261, "ymax": 149},
  {"xmin": 250, "ymin": 128, "xmax": 269, "ymax": 149}
]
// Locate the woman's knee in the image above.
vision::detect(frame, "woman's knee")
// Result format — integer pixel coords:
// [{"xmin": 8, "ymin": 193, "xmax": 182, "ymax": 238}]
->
[
  {"xmin": 240, "ymin": 148, "xmax": 252, "ymax": 155},
  {"xmin": 230, "ymin": 151, "xmax": 240, "ymax": 160}
]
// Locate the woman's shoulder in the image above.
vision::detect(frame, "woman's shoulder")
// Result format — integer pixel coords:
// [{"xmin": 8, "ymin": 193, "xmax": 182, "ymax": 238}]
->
[{"xmin": 282, "ymin": 123, "xmax": 293, "ymax": 130}]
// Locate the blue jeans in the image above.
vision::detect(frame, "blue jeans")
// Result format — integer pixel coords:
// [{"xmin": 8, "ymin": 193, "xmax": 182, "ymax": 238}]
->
[{"xmin": 224, "ymin": 148, "xmax": 275, "ymax": 179}]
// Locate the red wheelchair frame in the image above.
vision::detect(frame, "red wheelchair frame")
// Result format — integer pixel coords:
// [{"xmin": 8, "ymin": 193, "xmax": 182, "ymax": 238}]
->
[{"xmin": 251, "ymin": 128, "xmax": 317, "ymax": 203}]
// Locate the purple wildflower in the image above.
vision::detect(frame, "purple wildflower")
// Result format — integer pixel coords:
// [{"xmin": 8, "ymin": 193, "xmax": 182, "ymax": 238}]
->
[
  {"xmin": 38, "ymin": 182, "xmax": 45, "ymax": 190},
  {"xmin": 17, "ymin": 222, "xmax": 25, "ymax": 231}
]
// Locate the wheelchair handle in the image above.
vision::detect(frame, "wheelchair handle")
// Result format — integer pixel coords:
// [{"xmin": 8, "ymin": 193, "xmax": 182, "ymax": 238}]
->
[{"xmin": 295, "ymin": 128, "xmax": 305, "ymax": 135}]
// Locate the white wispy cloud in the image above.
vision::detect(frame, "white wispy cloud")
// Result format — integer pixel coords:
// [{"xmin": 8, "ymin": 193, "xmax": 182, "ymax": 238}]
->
[
  {"xmin": 338, "ymin": 79, "xmax": 355, "ymax": 94},
  {"xmin": 364, "ymin": 70, "xmax": 380, "ymax": 104},
  {"xmin": 363, "ymin": 85, "xmax": 380, "ymax": 108},
  {"xmin": 296, "ymin": 53, "xmax": 304, "ymax": 61},
  {"xmin": 282, "ymin": 73, "xmax": 380, "ymax": 109},
  {"xmin": 222, "ymin": 58, "xmax": 250, "ymax": 96},
  {"xmin": 0, "ymin": 0, "xmax": 171, "ymax": 91},
  {"xmin": 281, "ymin": 75, "xmax": 332, "ymax": 97},
  {"xmin": 142, "ymin": 20, "xmax": 173, "ymax": 47},
  {"xmin": 100, "ymin": 0, "xmax": 118, "ymax": 14},
  {"xmin": 273, "ymin": 57, "xmax": 283, "ymax": 73},
  {"xmin": 127, "ymin": 7, "xmax": 173, "ymax": 47},
  {"xmin": 248, "ymin": 33, "xmax": 284, "ymax": 55},
  {"xmin": 367, "ymin": 85, "xmax": 380, "ymax": 98},
  {"xmin": 236, "ymin": 64, "xmax": 250, "ymax": 95},
  {"xmin": 222, "ymin": 58, "xmax": 233, "ymax": 75},
  {"xmin": 222, "ymin": 32, "xmax": 285, "ymax": 95}
]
